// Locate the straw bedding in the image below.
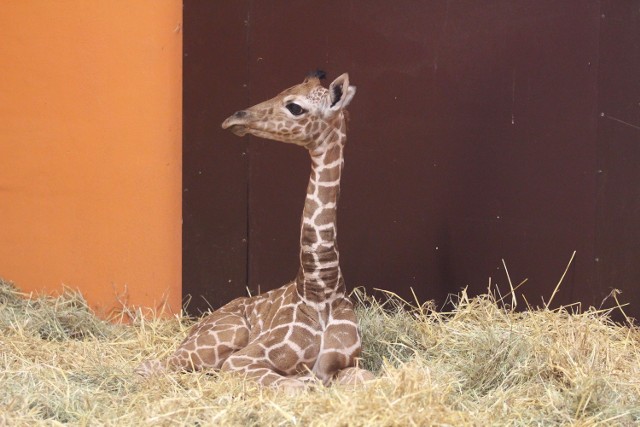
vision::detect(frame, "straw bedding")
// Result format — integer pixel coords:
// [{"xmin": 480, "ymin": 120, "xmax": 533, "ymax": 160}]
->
[{"xmin": 1, "ymin": 278, "xmax": 639, "ymax": 426}]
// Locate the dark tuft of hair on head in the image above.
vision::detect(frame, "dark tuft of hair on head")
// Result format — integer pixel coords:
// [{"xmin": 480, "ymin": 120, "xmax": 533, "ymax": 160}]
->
[{"xmin": 307, "ymin": 69, "xmax": 327, "ymax": 80}]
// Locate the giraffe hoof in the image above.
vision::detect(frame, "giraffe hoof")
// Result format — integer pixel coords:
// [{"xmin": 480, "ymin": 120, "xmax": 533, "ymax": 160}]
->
[
  {"xmin": 135, "ymin": 359, "xmax": 164, "ymax": 377},
  {"xmin": 278, "ymin": 378, "xmax": 306, "ymax": 396},
  {"xmin": 334, "ymin": 367, "xmax": 375, "ymax": 386}
]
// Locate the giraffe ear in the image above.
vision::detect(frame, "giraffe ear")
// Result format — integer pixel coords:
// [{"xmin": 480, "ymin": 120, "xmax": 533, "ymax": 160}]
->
[{"xmin": 329, "ymin": 73, "xmax": 356, "ymax": 110}]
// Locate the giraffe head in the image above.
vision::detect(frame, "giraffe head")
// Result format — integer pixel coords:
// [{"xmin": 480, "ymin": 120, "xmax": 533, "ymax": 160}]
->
[{"xmin": 222, "ymin": 71, "xmax": 356, "ymax": 151}]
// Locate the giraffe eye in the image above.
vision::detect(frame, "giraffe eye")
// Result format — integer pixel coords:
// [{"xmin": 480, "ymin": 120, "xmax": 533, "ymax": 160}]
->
[{"xmin": 285, "ymin": 103, "xmax": 307, "ymax": 116}]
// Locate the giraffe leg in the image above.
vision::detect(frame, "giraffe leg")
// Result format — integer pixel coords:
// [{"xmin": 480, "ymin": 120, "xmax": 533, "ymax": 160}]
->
[
  {"xmin": 313, "ymin": 302, "xmax": 372, "ymax": 385},
  {"xmin": 220, "ymin": 338, "xmax": 314, "ymax": 391},
  {"xmin": 221, "ymin": 358, "xmax": 307, "ymax": 393},
  {"xmin": 136, "ymin": 299, "xmax": 250, "ymax": 377}
]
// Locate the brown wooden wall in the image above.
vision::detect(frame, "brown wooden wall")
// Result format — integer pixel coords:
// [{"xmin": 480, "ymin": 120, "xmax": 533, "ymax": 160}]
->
[{"xmin": 183, "ymin": 1, "xmax": 640, "ymax": 321}]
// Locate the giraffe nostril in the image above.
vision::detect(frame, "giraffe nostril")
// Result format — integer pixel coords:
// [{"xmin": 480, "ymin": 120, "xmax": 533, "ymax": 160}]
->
[{"xmin": 234, "ymin": 110, "xmax": 248, "ymax": 118}]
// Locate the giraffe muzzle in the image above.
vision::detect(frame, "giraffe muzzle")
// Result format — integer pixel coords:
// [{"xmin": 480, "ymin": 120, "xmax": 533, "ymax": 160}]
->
[{"xmin": 221, "ymin": 111, "xmax": 250, "ymax": 136}]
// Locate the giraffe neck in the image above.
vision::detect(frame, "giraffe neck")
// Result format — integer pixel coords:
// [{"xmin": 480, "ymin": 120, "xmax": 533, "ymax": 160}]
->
[{"xmin": 296, "ymin": 124, "xmax": 347, "ymax": 304}]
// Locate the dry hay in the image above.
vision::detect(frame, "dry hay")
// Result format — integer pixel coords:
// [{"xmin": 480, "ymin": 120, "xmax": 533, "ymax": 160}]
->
[{"xmin": 1, "ymin": 277, "xmax": 639, "ymax": 426}]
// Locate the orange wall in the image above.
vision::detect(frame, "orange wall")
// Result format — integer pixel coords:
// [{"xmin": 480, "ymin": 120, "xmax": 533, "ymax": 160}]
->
[{"xmin": 0, "ymin": 2, "xmax": 182, "ymax": 316}]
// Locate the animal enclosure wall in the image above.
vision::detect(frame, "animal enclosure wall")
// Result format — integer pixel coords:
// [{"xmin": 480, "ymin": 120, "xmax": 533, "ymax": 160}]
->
[
  {"xmin": 183, "ymin": 1, "xmax": 640, "ymax": 320},
  {"xmin": 0, "ymin": 2, "xmax": 183, "ymax": 315}
]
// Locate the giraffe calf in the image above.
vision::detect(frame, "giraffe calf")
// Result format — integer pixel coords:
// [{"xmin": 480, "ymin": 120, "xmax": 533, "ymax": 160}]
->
[{"xmin": 137, "ymin": 71, "xmax": 373, "ymax": 390}]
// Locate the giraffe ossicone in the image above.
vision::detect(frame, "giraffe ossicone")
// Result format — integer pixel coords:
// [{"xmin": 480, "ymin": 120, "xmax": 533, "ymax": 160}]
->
[{"xmin": 136, "ymin": 71, "xmax": 373, "ymax": 389}]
